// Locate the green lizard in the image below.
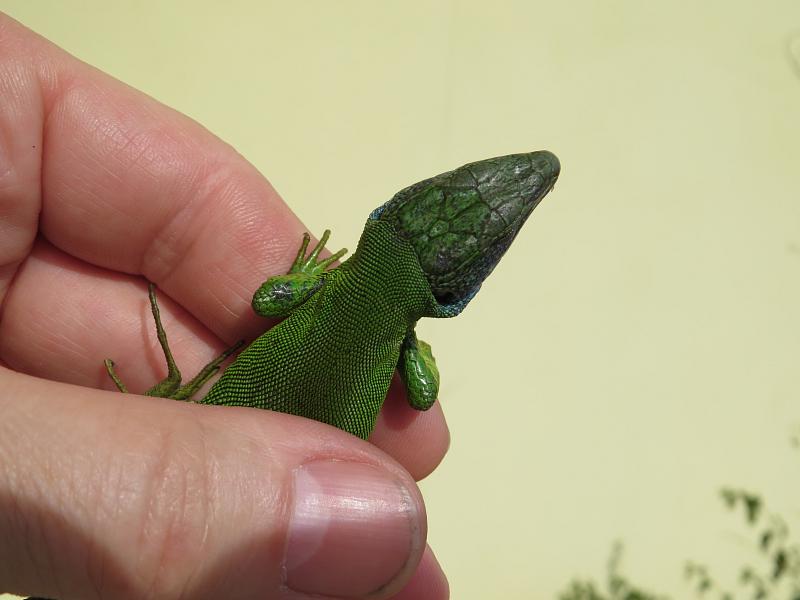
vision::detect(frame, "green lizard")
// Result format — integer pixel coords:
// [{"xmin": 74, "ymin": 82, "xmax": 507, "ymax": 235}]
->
[{"xmin": 104, "ymin": 151, "xmax": 560, "ymax": 439}]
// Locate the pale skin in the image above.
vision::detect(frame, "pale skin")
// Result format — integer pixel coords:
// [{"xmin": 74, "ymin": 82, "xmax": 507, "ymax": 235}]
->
[{"xmin": 0, "ymin": 13, "xmax": 450, "ymax": 600}]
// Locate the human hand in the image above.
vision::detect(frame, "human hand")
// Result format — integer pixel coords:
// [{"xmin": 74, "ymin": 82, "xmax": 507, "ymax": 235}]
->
[{"xmin": 0, "ymin": 13, "xmax": 449, "ymax": 600}]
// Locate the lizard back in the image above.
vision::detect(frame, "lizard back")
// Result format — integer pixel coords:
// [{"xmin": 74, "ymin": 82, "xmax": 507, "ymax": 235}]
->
[{"xmin": 201, "ymin": 219, "xmax": 438, "ymax": 439}]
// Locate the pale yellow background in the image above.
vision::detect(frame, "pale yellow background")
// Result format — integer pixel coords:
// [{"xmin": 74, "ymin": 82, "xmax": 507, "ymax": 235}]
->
[{"xmin": 2, "ymin": 1, "xmax": 799, "ymax": 598}]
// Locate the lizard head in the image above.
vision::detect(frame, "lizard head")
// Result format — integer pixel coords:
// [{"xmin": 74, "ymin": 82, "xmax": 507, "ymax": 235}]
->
[{"xmin": 370, "ymin": 150, "xmax": 560, "ymax": 316}]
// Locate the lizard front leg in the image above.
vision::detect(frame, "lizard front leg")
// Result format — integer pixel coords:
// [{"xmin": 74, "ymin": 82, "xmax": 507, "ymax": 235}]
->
[
  {"xmin": 104, "ymin": 230, "xmax": 345, "ymax": 401},
  {"xmin": 251, "ymin": 229, "xmax": 347, "ymax": 317},
  {"xmin": 398, "ymin": 329, "xmax": 440, "ymax": 411}
]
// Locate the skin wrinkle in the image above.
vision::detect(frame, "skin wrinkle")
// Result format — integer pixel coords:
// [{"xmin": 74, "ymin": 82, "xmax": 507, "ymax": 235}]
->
[
  {"xmin": 6, "ymin": 281, "xmax": 84, "ymax": 376},
  {"xmin": 137, "ymin": 412, "xmax": 218, "ymax": 599},
  {"xmin": 145, "ymin": 161, "xmax": 297, "ymax": 342},
  {"xmin": 42, "ymin": 81, "xmax": 215, "ymax": 276},
  {"xmin": 116, "ymin": 126, "xmax": 183, "ymax": 184},
  {"xmin": 78, "ymin": 94, "xmax": 136, "ymax": 186},
  {"xmin": 62, "ymin": 436, "xmax": 93, "ymax": 595},
  {"xmin": 0, "ymin": 417, "xmax": 43, "ymax": 591},
  {"xmin": 0, "ymin": 261, "xmax": 21, "ymax": 320},
  {"xmin": 141, "ymin": 156, "xmax": 239, "ymax": 286},
  {"xmin": 0, "ymin": 180, "xmax": 37, "ymax": 247},
  {"xmin": 40, "ymin": 406, "xmax": 95, "ymax": 600},
  {"xmin": 172, "ymin": 412, "xmax": 214, "ymax": 600},
  {"xmin": 106, "ymin": 408, "xmax": 158, "ymax": 596},
  {"xmin": 208, "ymin": 434, "xmax": 275, "ymax": 596},
  {"xmin": 223, "ymin": 181, "xmax": 282, "ymax": 257},
  {"xmin": 101, "ymin": 121, "xmax": 203, "ymax": 207},
  {"xmin": 48, "ymin": 323, "xmax": 91, "ymax": 367},
  {"xmin": 139, "ymin": 172, "xmax": 271, "ymax": 350},
  {"xmin": 0, "ymin": 69, "xmax": 41, "ymax": 301},
  {"xmin": 81, "ymin": 486, "xmax": 105, "ymax": 600},
  {"xmin": 92, "ymin": 396, "xmax": 157, "ymax": 599},
  {"xmin": 139, "ymin": 428, "xmax": 183, "ymax": 600},
  {"xmin": 86, "ymin": 408, "xmax": 125, "ymax": 600},
  {"xmin": 37, "ymin": 53, "xmax": 302, "ymax": 340},
  {"xmin": 0, "ymin": 114, "xmax": 16, "ymax": 185},
  {"xmin": 0, "ymin": 58, "xmax": 36, "ymax": 144},
  {"xmin": 206, "ymin": 211, "xmax": 296, "ymax": 330},
  {"xmin": 0, "ymin": 401, "xmax": 29, "ymax": 587},
  {"xmin": 35, "ymin": 467, "xmax": 65, "ymax": 600},
  {"xmin": 44, "ymin": 88, "xmax": 167, "ymax": 261},
  {"xmin": 65, "ymin": 80, "xmax": 161, "ymax": 176},
  {"xmin": 39, "ymin": 77, "xmax": 106, "ymax": 255},
  {"xmin": 182, "ymin": 425, "xmax": 213, "ymax": 599}
]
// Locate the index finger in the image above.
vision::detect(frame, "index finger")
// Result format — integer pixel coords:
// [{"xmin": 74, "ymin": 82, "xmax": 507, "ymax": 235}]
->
[{"xmin": 1, "ymin": 12, "xmax": 304, "ymax": 339}]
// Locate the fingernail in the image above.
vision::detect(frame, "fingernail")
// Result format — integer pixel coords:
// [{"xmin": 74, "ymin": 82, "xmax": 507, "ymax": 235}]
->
[{"xmin": 284, "ymin": 460, "xmax": 425, "ymax": 597}]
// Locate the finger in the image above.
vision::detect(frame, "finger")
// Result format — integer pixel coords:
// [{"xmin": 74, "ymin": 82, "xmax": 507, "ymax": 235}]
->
[
  {"xmin": 389, "ymin": 547, "xmax": 449, "ymax": 600},
  {"xmin": 369, "ymin": 377, "xmax": 450, "ymax": 481},
  {"xmin": 0, "ymin": 369, "xmax": 441, "ymax": 600},
  {"xmin": 0, "ymin": 15, "xmax": 46, "ymax": 303},
  {"xmin": 2, "ymin": 240, "xmax": 230, "ymax": 392},
  {"xmin": 2, "ymin": 245, "xmax": 451, "ymax": 480},
  {"xmin": 0, "ymin": 12, "xmax": 304, "ymax": 339}
]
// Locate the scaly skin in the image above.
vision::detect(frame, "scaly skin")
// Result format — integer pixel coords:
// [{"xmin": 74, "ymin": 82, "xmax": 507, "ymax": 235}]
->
[{"xmin": 105, "ymin": 151, "xmax": 560, "ymax": 439}]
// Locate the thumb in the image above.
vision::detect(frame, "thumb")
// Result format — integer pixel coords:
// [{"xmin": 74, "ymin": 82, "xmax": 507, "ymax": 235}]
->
[{"xmin": 0, "ymin": 369, "xmax": 428, "ymax": 600}]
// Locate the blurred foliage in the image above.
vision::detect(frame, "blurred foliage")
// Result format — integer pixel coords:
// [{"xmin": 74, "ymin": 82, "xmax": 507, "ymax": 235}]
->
[
  {"xmin": 559, "ymin": 437, "xmax": 800, "ymax": 599},
  {"xmin": 684, "ymin": 487, "xmax": 800, "ymax": 600},
  {"xmin": 558, "ymin": 542, "xmax": 668, "ymax": 600}
]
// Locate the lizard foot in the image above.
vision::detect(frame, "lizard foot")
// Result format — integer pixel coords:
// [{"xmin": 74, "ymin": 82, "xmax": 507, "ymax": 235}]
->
[{"xmin": 104, "ymin": 283, "xmax": 243, "ymax": 400}]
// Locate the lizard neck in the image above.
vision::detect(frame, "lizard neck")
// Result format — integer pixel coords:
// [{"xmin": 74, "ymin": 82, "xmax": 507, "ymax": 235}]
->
[{"xmin": 339, "ymin": 219, "xmax": 440, "ymax": 321}]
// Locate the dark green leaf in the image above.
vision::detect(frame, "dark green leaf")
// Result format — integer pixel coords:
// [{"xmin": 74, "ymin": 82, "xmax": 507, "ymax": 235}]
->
[
  {"xmin": 773, "ymin": 549, "xmax": 787, "ymax": 579},
  {"xmin": 760, "ymin": 530, "xmax": 773, "ymax": 551},
  {"xmin": 743, "ymin": 494, "xmax": 762, "ymax": 524}
]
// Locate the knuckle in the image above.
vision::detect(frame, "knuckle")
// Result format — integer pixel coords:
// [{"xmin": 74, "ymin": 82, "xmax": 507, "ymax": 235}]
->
[{"xmin": 110, "ymin": 417, "xmax": 213, "ymax": 599}]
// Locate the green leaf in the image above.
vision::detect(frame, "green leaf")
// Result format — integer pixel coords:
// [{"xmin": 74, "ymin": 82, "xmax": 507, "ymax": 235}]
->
[
  {"xmin": 773, "ymin": 549, "xmax": 787, "ymax": 580},
  {"xmin": 760, "ymin": 529, "xmax": 773, "ymax": 551},
  {"xmin": 743, "ymin": 494, "xmax": 762, "ymax": 524},
  {"xmin": 720, "ymin": 488, "xmax": 737, "ymax": 508}
]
